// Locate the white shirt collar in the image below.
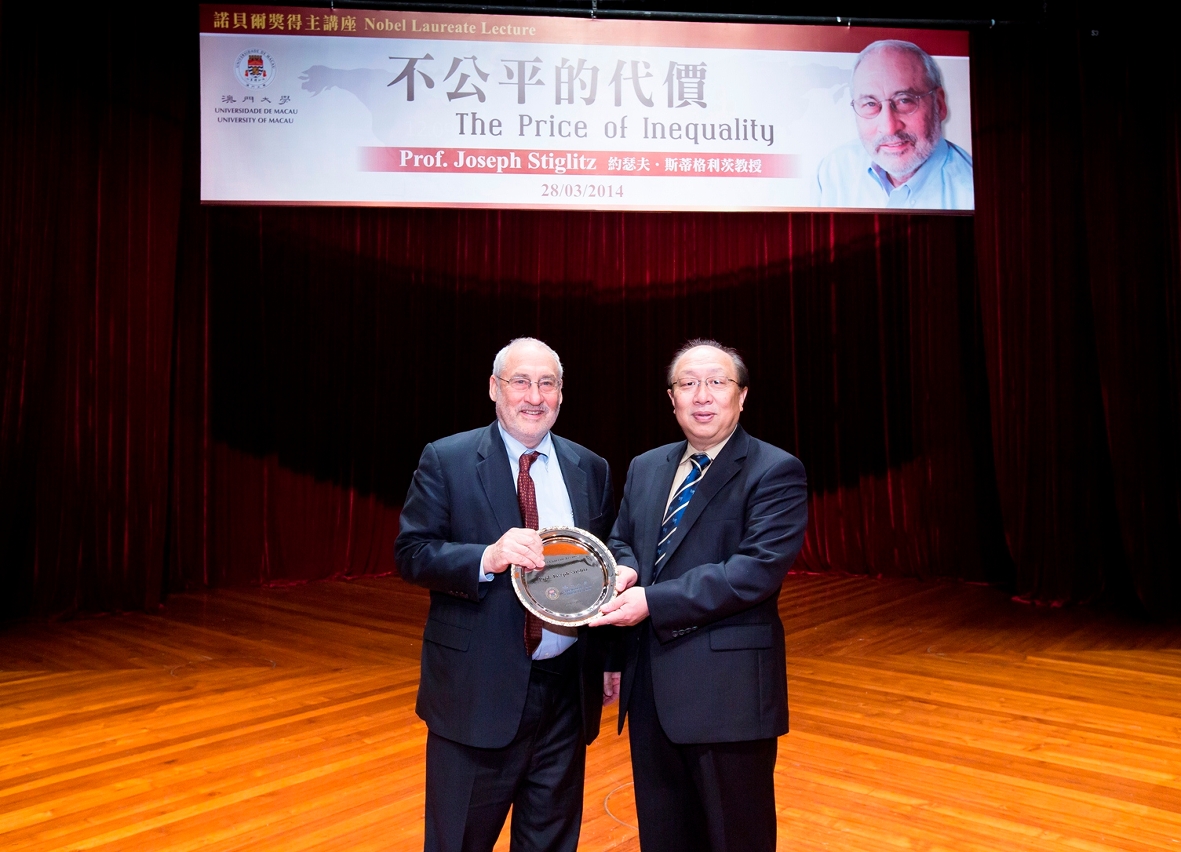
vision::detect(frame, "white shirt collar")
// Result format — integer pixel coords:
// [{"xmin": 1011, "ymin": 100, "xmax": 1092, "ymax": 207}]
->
[
  {"xmin": 497, "ymin": 423, "xmax": 555, "ymax": 462},
  {"xmin": 679, "ymin": 427, "xmax": 736, "ymax": 464}
]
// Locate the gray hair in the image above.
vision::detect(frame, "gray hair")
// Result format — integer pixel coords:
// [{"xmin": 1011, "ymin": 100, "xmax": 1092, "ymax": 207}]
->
[
  {"xmin": 666, "ymin": 339, "xmax": 749, "ymax": 388},
  {"xmin": 852, "ymin": 39, "xmax": 944, "ymax": 92},
  {"xmin": 492, "ymin": 337, "xmax": 564, "ymax": 380}
]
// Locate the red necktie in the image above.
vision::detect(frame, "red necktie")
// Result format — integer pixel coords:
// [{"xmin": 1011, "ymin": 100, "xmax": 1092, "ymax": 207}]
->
[{"xmin": 518, "ymin": 451, "xmax": 544, "ymax": 655}]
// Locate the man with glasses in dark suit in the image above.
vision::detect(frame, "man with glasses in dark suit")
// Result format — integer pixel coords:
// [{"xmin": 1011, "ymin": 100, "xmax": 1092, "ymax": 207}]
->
[
  {"xmin": 593, "ymin": 339, "xmax": 808, "ymax": 852},
  {"xmin": 397, "ymin": 337, "xmax": 615, "ymax": 852}
]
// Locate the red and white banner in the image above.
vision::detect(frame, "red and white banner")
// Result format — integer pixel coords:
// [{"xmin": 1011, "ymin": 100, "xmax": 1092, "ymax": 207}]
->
[{"xmin": 200, "ymin": 6, "xmax": 972, "ymax": 211}]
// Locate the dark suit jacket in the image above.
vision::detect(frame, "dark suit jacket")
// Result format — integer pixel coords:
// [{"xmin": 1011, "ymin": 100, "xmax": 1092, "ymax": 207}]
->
[
  {"xmin": 608, "ymin": 425, "xmax": 807, "ymax": 744},
  {"xmin": 395, "ymin": 422, "xmax": 615, "ymax": 750}
]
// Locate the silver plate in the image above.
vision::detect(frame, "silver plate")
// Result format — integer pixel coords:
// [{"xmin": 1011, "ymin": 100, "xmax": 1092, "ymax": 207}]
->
[{"xmin": 510, "ymin": 526, "xmax": 617, "ymax": 627}]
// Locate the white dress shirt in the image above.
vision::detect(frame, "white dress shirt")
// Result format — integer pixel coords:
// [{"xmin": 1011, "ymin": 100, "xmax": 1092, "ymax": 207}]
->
[
  {"xmin": 481, "ymin": 425, "xmax": 577, "ymax": 659},
  {"xmin": 813, "ymin": 137, "xmax": 975, "ymax": 210}
]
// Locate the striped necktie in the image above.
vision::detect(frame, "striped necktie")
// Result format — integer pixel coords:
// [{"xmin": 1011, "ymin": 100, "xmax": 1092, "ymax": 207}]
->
[{"xmin": 655, "ymin": 452, "xmax": 711, "ymax": 570}]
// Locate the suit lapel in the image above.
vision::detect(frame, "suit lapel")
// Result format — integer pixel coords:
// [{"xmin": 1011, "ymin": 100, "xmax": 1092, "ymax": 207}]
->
[
  {"xmin": 476, "ymin": 423, "xmax": 522, "ymax": 534},
  {"xmin": 552, "ymin": 435, "xmax": 590, "ymax": 528},
  {"xmin": 644, "ymin": 442, "xmax": 686, "ymax": 584},
  {"xmin": 654, "ymin": 427, "xmax": 750, "ymax": 577}
]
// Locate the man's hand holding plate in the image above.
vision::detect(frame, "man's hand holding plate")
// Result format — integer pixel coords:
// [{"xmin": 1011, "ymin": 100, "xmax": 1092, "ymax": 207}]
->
[
  {"xmin": 590, "ymin": 584, "xmax": 648, "ymax": 627},
  {"xmin": 483, "ymin": 528, "xmax": 546, "ymax": 574},
  {"xmin": 614, "ymin": 565, "xmax": 638, "ymax": 593}
]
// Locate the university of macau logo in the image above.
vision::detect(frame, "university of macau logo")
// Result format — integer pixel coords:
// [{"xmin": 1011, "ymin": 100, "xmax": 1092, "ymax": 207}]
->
[{"xmin": 234, "ymin": 49, "xmax": 276, "ymax": 89}]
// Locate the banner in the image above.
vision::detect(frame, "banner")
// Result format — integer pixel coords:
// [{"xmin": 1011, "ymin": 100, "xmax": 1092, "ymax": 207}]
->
[{"xmin": 200, "ymin": 6, "xmax": 973, "ymax": 212}]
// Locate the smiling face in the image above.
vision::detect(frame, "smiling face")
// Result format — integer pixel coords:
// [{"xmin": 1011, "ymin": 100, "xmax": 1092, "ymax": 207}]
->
[
  {"xmin": 489, "ymin": 340, "xmax": 563, "ymax": 449},
  {"xmin": 852, "ymin": 46, "xmax": 947, "ymax": 186},
  {"xmin": 667, "ymin": 345, "xmax": 748, "ymax": 452}
]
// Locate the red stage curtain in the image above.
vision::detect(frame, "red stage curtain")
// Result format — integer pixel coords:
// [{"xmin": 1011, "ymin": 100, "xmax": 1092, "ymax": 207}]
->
[
  {"xmin": 972, "ymin": 21, "xmax": 1181, "ymax": 614},
  {"xmin": 0, "ymin": 3, "xmax": 186, "ymax": 618},
  {"xmin": 165, "ymin": 208, "xmax": 1006, "ymax": 592},
  {"xmin": 2, "ymin": 7, "xmax": 1178, "ymax": 618}
]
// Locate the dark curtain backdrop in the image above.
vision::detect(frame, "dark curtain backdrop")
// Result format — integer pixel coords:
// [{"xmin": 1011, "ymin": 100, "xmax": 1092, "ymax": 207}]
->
[
  {"xmin": 168, "ymin": 208, "xmax": 1002, "ymax": 594},
  {"xmin": 2, "ymin": 6, "xmax": 1179, "ymax": 619},
  {"xmin": 0, "ymin": 1, "xmax": 186, "ymax": 616},
  {"xmin": 972, "ymin": 21, "xmax": 1181, "ymax": 614}
]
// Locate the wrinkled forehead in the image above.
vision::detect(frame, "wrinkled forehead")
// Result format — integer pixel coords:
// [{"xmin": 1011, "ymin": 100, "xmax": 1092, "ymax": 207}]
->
[
  {"xmin": 502, "ymin": 343, "xmax": 560, "ymax": 377},
  {"xmin": 672, "ymin": 346, "xmax": 738, "ymax": 378},
  {"xmin": 852, "ymin": 48, "xmax": 928, "ymax": 96}
]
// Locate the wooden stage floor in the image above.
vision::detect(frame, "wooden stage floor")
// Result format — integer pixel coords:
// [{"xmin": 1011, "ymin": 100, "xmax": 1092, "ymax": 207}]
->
[{"xmin": 2, "ymin": 573, "xmax": 1180, "ymax": 851}]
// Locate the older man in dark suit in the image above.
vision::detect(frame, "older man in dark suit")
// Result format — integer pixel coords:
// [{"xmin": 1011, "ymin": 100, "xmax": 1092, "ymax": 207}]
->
[
  {"xmin": 592, "ymin": 339, "xmax": 808, "ymax": 852},
  {"xmin": 396, "ymin": 337, "xmax": 614, "ymax": 852}
]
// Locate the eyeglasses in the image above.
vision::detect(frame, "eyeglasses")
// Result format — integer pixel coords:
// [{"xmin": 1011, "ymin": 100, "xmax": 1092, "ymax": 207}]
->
[
  {"xmin": 851, "ymin": 89, "xmax": 936, "ymax": 119},
  {"xmin": 670, "ymin": 376, "xmax": 740, "ymax": 393},
  {"xmin": 496, "ymin": 375, "xmax": 562, "ymax": 394}
]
